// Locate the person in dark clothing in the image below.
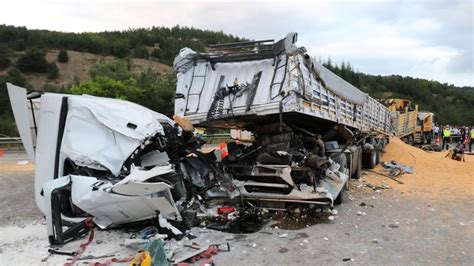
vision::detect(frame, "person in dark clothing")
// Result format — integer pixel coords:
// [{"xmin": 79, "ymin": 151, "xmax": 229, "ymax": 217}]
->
[{"xmin": 469, "ymin": 127, "xmax": 474, "ymax": 153}]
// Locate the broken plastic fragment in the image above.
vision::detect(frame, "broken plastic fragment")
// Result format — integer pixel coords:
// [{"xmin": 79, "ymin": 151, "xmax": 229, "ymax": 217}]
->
[{"xmin": 158, "ymin": 214, "xmax": 182, "ymax": 236}]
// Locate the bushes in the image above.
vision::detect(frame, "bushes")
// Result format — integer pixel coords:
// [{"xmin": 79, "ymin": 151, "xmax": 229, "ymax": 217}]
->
[
  {"xmin": 71, "ymin": 60, "xmax": 176, "ymax": 116},
  {"xmin": 70, "ymin": 76, "xmax": 143, "ymax": 102},
  {"xmin": 0, "ymin": 24, "xmax": 244, "ymax": 65},
  {"xmin": 0, "ymin": 68, "xmax": 27, "ymax": 136},
  {"xmin": 57, "ymin": 49, "xmax": 69, "ymax": 62},
  {"xmin": 16, "ymin": 49, "xmax": 48, "ymax": 73},
  {"xmin": 14, "ymin": 49, "xmax": 60, "ymax": 79},
  {"xmin": 0, "ymin": 114, "xmax": 18, "ymax": 137},
  {"xmin": 0, "ymin": 56, "xmax": 11, "ymax": 70},
  {"xmin": 150, "ymin": 48, "xmax": 162, "ymax": 60},
  {"xmin": 132, "ymin": 46, "xmax": 150, "ymax": 59},
  {"xmin": 0, "ymin": 46, "xmax": 11, "ymax": 70},
  {"xmin": 47, "ymin": 62, "xmax": 59, "ymax": 79}
]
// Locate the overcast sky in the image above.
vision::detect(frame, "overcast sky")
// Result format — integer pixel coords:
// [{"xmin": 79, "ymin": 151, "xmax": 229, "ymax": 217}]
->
[{"xmin": 3, "ymin": 0, "xmax": 473, "ymax": 86}]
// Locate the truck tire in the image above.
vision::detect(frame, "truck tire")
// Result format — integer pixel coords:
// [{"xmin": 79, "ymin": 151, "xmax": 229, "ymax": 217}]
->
[
  {"xmin": 375, "ymin": 150, "xmax": 381, "ymax": 165},
  {"xmin": 331, "ymin": 153, "xmax": 347, "ymax": 172},
  {"xmin": 362, "ymin": 150, "xmax": 377, "ymax": 169},
  {"xmin": 373, "ymin": 143, "xmax": 382, "ymax": 165},
  {"xmin": 351, "ymin": 149, "xmax": 362, "ymax": 179},
  {"xmin": 332, "ymin": 153, "xmax": 348, "ymax": 205}
]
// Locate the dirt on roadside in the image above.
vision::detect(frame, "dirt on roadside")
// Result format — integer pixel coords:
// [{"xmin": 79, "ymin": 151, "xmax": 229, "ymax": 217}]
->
[{"xmin": 365, "ymin": 137, "xmax": 474, "ymax": 201}]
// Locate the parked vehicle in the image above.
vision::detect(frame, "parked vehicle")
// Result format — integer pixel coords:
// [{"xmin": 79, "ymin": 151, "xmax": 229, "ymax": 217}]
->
[
  {"xmin": 416, "ymin": 111, "xmax": 434, "ymax": 144},
  {"xmin": 381, "ymin": 98, "xmax": 434, "ymax": 144}
]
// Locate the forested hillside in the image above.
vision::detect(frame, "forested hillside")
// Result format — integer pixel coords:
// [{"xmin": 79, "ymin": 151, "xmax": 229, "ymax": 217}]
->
[
  {"xmin": 0, "ymin": 25, "xmax": 473, "ymax": 137},
  {"xmin": 0, "ymin": 24, "xmax": 242, "ymax": 65},
  {"xmin": 0, "ymin": 25, "xmax": 243, "ymax": 136},
  {"xmin": 322, "ymin": 60, "xmax": 474, "ymax": 126}
]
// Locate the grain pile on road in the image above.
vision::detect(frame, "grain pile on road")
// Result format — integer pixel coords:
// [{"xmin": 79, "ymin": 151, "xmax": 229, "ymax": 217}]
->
[{"xmin": 366, "ymin": 137, "xmax": 473, "ymax": 201}]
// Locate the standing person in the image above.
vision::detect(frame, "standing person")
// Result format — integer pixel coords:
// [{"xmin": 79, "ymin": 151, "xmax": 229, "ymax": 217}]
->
[
  {"xmin": 470, "ymin": 127, "xmax": 474, "ymax": 153},
  {"xmin": 460, "ymin": 126, "xmax": 466, "ymax": 147},
  {"xmin": 433, "ymin": 124, "xmax": 440, "ymax": 138},
  {"xmin": 443, "ymin": 125, "xmax": 451, "ymax": 150}
]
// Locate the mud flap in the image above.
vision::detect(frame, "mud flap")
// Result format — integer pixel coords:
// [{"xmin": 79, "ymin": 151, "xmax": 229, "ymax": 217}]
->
[{"xmin": 43, "ymin": 176, "xmax": 88, "ymax": 245}]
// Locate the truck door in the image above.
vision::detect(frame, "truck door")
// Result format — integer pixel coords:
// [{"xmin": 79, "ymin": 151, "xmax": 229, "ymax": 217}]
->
[{"xmin": 6, "ymin": 83, "xmax": 37, "ymax": 162}]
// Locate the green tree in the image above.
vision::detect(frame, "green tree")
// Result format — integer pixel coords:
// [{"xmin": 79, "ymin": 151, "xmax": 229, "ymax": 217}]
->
[
  {"xmin": 89, "ymin": 60, "xmax": 132, "ymax": 81},
  {"xmin": 0, "ymin": 44, "xmax": 11, "ymax": 70},
  {"xmin": 151, "ymin": 48, "xmax": 162, "ymax": 60},
  {"xmin": 0, "ymin": 68, "xmax": 28, "ymax": 136},
  {"xmin": 70, "ymin": 76, "xmax": 143, "ymax": 102},
  {"xmin": 110, "ymin": 41, "xmax": 130, "ymax": 58},
  {"xmin": 132, "ymin": 46, "xmax": 150, "ymax": 59},
  {"xmin": 47, "ymin": 62, "xmax": 59, "ymax": 79},
  {"xmin": 16, "ymin": 49, "xmax": 48, "ymax": 73},
  {"xmin": 57, "ymin": 49, "xmax": 69, "ymax": 63},
  {"xmin": 71, "ymin": 60, "xmax": 177, "ymax": 115},
  {"xmin": 137, "ymin": 70, "xmax": 176, "ymax": 116}
]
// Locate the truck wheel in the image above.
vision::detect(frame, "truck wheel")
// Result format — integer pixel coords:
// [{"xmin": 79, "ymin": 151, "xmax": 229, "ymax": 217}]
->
[
  {"xmin": 407, "ymin": 135, "xmax": 414, "ymax": 145},
  {"xmin": 331, "ymin": 153, "xmax": 347, "ymax": 172},
  {"xmin": 333, "ymin": 153, "xmax": 348, "ymax": 205},
  {"xmin": 351, "ymin": 150, "xmax": 362, "ymax": 179},
  {"xmin": 373, "ymin": 143, "xmax": 382, "ymax": 165},
  {"xmin": 375, "ymin": 150, "xmax": 381, "ymax": 165},
  {"xmin": 362, "ymin": 150, "xmax": 377, "ymax": 169}
]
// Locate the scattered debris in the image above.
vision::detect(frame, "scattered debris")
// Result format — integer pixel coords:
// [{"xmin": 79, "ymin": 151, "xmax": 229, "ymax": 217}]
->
[
  {"xmin": 388, "ymin": 224, "xmax": 399, "ymax": 229},
  {"xmin": 366, "ymin": 169, "xmax": 404, "ymax": 184},
  {"xmin": 17, "ymin": 160, "xmax": 29, "ymax": 166},
  {"xmin": 343, "ymin": 257, "xmax": 354, "ymax": 262},
  {"xmin": 359, "ymin": 202, "xmax": 375, "ymax": 208},
  {"xmin": 279, "ymin": 247, "xmax": 289, "ymax": 254},
  {"xmin": 366, "ymin": 183, "xmax": 390, "ymax": 190},
  {"xmin": 381, "ymin": 160, "xmax": 413, "ymax": 174}
]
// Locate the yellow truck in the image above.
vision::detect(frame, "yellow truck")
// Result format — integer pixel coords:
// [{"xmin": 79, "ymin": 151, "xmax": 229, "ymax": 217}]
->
[
  {"xmin": 381, "ymin": 98, "xmax": 434, "ymax": 145},
  {"xmin": 416, "ymin": 111, "xmax": 434, "ymax": 144}
]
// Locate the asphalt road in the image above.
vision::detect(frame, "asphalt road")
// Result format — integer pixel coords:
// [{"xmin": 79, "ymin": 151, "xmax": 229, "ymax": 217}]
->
[{"xmin": 0, "ymin": 151, "xmax": 472, "ymax": 265}]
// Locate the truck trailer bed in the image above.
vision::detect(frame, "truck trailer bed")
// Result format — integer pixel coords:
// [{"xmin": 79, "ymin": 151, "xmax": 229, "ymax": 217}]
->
[{"xmin": 174, "ymin": 33, "xmax": 391, "ymax": 135}]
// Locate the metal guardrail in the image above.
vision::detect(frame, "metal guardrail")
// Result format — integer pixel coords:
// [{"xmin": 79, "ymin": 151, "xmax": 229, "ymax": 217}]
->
[{"xmin": 0, "ymin": 137, "xmax": 22, "ymax": 144}]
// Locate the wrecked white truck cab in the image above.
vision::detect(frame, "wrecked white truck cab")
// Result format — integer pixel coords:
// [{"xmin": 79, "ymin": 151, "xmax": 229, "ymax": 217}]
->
[{"xmin": 7, "ymin": 83, "xmax": 184, "ymax": 245}]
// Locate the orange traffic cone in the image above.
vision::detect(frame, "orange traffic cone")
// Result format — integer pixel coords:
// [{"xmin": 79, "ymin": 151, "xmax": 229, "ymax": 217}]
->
[{"xmin": 220, "ymin": 141, "xmax": 228, "ymax": 159}]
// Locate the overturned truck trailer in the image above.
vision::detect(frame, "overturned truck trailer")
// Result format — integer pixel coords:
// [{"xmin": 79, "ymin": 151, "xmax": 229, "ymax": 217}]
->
[{"xmin": 174, "ymin": 33, "xmax": 391, "ymax": 209}]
